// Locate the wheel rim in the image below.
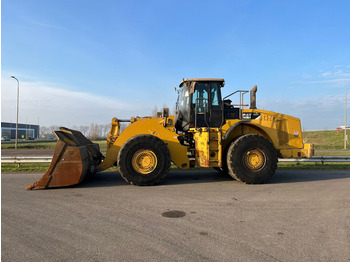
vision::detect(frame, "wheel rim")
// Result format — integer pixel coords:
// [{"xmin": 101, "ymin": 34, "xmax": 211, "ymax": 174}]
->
[
  {"xmin": 132, "ymin": 149, "xmax": 157, "ymax": 174},
  {"xmin": 243, "ymin": 148, "xmax": 266, "ymax": 172}
]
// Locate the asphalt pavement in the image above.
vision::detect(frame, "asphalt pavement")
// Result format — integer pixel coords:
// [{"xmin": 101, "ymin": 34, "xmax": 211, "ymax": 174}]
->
[{"xmin": 2, "ymin": 169, "xmax": 350, "ymax": 261}]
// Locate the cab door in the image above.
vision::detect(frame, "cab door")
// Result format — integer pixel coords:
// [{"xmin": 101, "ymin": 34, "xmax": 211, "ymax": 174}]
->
[{"xmin": 191, "ymin": 82, "xmax": 223, "ymax": 128}]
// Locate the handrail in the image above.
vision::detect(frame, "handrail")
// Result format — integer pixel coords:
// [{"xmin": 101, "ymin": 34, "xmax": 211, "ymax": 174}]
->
[
  {"xmin": 223, "ymin": 90, "xmax": 249, "ymax": 100},
  {"xmin": 223, "ymin": 90, "xmax": 249, "ymax": 119}
]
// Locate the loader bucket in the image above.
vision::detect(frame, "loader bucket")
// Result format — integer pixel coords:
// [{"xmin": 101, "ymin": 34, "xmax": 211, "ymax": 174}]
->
[{"xmin": 26, "ymin": 127, "xmax": 103, "ymax": 190}]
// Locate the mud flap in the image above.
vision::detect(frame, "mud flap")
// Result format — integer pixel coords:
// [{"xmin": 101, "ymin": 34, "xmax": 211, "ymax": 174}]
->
[{"xmin": 26, "ymin": 127, "xmax": 103, "ymax": 190}]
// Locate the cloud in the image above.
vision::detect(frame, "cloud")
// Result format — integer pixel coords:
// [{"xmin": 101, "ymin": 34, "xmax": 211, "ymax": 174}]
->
[
  {"xmin": 259, "ymin": 95, "xmax": 347, "ymax": 130},
  {"xmin": 28, "ymin": 20, "xmax": 65, "ymax": 30},
  {"xmin": 293, "ymin": 65, "xmax": 350, "ymax": 88},
  {"xmin": 1, "ymin": 77, "xmax": 149, "ymax": 127}
]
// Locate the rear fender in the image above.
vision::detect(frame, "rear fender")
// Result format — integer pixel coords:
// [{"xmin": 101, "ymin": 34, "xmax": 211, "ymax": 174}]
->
[{"xmin": 222, "ymin": 122, "xmax": 273, "ymax": 152}]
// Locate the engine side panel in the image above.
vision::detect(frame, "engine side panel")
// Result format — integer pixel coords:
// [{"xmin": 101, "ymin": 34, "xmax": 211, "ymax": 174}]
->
[{"xmin": 222, "ymin": 109, "xmax": 304, "ymax": 149}]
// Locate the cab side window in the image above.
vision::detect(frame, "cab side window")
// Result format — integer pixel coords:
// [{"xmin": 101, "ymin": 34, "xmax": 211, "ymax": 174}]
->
[{"xmin": 210, "ymin": 82, "xmax": 222, "ymax": 109}]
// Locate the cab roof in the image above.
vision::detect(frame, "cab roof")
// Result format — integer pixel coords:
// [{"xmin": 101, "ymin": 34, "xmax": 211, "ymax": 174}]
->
[{"xmin": 179, "ymin": 78, "xmax": 225, "ymax": 87}]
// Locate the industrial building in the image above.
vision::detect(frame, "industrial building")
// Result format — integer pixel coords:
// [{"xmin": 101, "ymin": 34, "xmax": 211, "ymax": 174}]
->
[{"xmin": 1, "ymin": 122, "xmax": 40, "ymax": 139}]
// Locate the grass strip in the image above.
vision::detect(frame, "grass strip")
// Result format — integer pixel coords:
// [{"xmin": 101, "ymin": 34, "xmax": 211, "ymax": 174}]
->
[
  {"xmin": 1, "ymin": 142, "xmax": 56, "ymax": 150},
  {"xmin": 1, "ymin": 163, "xmax": 50, "ymax": 172}
]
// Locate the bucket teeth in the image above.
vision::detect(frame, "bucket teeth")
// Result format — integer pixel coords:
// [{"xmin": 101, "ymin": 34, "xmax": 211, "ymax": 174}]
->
[{"xmin": 25, "ymin": 183, "xmax": 37, "ymax": 190}]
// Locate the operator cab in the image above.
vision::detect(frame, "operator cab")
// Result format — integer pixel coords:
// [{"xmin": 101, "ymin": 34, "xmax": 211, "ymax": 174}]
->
[{"xmin": 175, "ymin": 79, "xmax": 226, "ymax": 132}]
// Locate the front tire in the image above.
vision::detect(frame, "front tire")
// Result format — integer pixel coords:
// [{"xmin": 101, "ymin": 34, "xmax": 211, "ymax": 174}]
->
[
  {"xmin": 118, "ymin": 135, "xmax": 171, "ymax": 186},
  {"xmin": 226, "ymin": 134, "xmax": 277, "ymax": 184}
]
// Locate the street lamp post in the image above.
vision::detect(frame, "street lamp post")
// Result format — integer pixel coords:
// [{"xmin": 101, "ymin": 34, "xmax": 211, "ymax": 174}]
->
[
  {"xmin": 10, "ymin": 76, "xmax": 19, "ymax": 149},
  {"xmin": 345, "ymin": 87, "xmax": 350, "ymax": 150}
]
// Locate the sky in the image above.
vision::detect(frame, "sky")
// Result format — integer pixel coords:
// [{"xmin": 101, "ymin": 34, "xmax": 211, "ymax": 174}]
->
[{"xmin": 2, "ymin": 0, "xmax": 350, "ymax": 130}]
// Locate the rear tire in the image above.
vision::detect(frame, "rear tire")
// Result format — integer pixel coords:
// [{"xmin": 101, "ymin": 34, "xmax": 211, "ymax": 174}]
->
[
  {"xmin": 226, "ymin": 134, "xmax": 277, "ymax": 184},
  {"xmin": 118, "ymin": 135, "xmax": 171, "ymax": 186}
]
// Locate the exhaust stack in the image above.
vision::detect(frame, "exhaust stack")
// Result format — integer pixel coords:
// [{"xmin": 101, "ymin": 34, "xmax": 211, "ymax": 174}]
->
[{"xmin": 250, "ymin": 85, "xmax": 257, "ymax": 109}]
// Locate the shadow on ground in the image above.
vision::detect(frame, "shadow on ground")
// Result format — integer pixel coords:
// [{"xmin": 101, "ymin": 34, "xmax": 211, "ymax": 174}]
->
[
  {"xmin": 78, "ymin": 169, "xmax": 350, "ymax": 188},
  {"xmin": 79, "ymin": 169, "xmax": 232, "ymax": 188}
]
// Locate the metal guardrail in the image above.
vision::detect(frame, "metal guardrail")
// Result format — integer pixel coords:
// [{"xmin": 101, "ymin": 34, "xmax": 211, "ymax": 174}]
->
[
  {"xmin": 279, "ymin": 156, "xmax": 350, "ymax": 163},
  {"xmin": 1, "ymin": 156, "xmax": 350, "ymax": 164},
  {"xmin": 2, "ymin": 156, "xmax": 53, "ymax": 164}
]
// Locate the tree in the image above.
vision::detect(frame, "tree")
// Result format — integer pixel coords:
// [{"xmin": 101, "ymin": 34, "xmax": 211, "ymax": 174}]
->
[
  {"xmin": 89, "ymin": 123, "xmax": 99, "ymax": 140},
  {"xmin": 40, "ymin": 125, "xmax": 59, "ymax": 138},
  {"xmin": 78, "ymin": 126, "xmax": 89, "ymax": 136},
  {"xmin": 152, "ymin": 106, "xmax": 159, "ymax": 117}
]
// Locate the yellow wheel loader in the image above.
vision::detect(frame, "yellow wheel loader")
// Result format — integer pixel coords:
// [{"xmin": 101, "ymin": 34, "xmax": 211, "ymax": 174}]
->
[{"xmin": 26, "ymin": 78, "xmax": 314, "ymax": 190}]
